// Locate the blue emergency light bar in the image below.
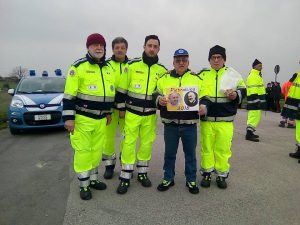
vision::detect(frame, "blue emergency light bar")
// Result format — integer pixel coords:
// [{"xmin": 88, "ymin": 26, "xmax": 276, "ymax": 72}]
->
[
  {"xmin": 29, "ymin": 70, "xmax": 36, "ymax": 76},
  {"xmin": 42, "ymin": 71, "xmax": 48, "ymax": 77},
  {"xmin": 55, "ymin": 69, "xmax": 62, "ymax": 76}
]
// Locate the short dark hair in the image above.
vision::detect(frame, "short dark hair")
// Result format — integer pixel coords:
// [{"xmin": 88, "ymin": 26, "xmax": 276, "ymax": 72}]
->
[
  {"xmin": 112, "ymin": 37, "xmax": 128, "ymax": 49},
  {"xmin": 144, "ymin": 35, "xmax": 160, "ymax": 46}
]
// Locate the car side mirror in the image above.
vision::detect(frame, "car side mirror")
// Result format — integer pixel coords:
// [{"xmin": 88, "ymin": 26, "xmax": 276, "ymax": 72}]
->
[{"xmin": 8, "ymin": 89, "xmax": 15, "ymax": 96}]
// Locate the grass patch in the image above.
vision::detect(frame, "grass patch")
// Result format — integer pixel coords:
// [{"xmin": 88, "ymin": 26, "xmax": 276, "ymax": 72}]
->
[{"xmin": 0, "ymin": 91, "xmax": 12, "ymax": 129}]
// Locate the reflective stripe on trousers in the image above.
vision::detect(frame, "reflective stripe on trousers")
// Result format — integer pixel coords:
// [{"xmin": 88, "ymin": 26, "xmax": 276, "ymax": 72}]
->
[
  {"xmin": 200, "ymin": 121, "xmax": 233, "ymax": 177},
  {"xmin": 71, "ymin": 114, "xmax": 106, "ymax": 173}
]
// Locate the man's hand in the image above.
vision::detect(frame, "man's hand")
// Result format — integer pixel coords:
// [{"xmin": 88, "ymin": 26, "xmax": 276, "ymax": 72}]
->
[
  {"xmin": 225, "ymin": 89, "xmax": 237, "ymax": 100},
  {"xmin": 198, "ymin": 104, "xmax": 207, "ymax": 116},
  {"xmin": 119, "ymin": 111, "xmax": 125, "ymax": 118},
  {"xmin": 64, "ymin": 120, "xmax": 75, "ymax": 134},
  {"xmin": 159, "ymin": 96, "xmax": 168, "ymax": 106},
  {"xmin": 106, "ymin": 114, "xmax": 112, "ymax": 125}
]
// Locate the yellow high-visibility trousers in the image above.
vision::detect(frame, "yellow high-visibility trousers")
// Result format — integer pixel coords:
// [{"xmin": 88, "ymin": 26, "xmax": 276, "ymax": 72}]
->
[
  {"xmin": 200, "ymin": 121, "xmax": 233, "ymax": 176},
  {"xmin": 121, "ymin": 111, "xmax": 157, "ymax": 165},
  {"xmin": 247, "ymin": 110, "xmax": 261, "ymax": 129},
  {"xmin": 103, "ymin": 109, "xmax": 124, "ymax": 165},
  {"xmin": 70, "ymin": 114, "xmax": 107, "ymax": 173}
]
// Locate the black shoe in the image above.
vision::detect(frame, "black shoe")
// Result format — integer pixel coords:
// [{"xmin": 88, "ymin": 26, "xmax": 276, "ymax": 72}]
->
[
  {"xmin": 103, "ymin": 165, "xmax": 115, "ymax": 179},
  {"xmin": 157, "ymin": 180, "xmax": 174, "ymax": 192},
  {"xmin": 216, "ymin": 176, "xmax": 227, "ymax": 189},
  {"xmin": 90, "ymin": 180, "xmax": 107, "ymax": 190},
  {"xmin": 298, "ymin": 159, "xmax": 300, "ymax": 164},
  {"xmin": 186, "ymin": 181, "xmax": 199, "ymax": 194},
  {"xmin": 200, "ymin": 173, "xmax": 211, "ymax": 188},
  {"xmin": 245, "ymin": 132, "xmax": 259, "ymax": 142},
  {"xmin": 80, "ymin": 187, "xmax": 92, "ymax": 200},
  {"xmin": 289, "ymin": 150, "xmax": 300, "ymax": 159},
  {"xmin": 252, "ymin": 133, "xmax": 259, "ymax": 138},
  {"xmin": 287, "ymin": 124, "xmax": 296, "ymax": 129},
  {"xmin": 137, "ymin": 173, "xmax": 152, "ymax": 187},
  {"xmin": 117, "ymin": 179, "xmax": 130, "ymax": 194}
]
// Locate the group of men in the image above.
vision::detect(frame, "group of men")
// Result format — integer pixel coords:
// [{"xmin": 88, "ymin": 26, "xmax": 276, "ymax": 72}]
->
[{"xmin": 62, "ymin": 33, "xmax": 300, "ymax": 200}]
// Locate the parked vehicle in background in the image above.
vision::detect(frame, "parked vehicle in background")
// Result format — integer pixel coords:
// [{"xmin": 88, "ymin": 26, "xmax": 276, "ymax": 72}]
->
[{"xmin": 7, "ymin": 70, "xmax": 65, "ymax": 134}]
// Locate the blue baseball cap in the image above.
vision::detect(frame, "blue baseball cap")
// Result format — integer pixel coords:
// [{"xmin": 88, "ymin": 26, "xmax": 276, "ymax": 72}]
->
[{"xmin": 174, "ymin": 48, "xmax": 189, "ymax": 57}]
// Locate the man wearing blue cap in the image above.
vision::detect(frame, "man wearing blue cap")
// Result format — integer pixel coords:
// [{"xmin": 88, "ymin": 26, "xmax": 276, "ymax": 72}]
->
[{"xmin": 153, "ymin": 49, "xmax": 201, "ymax": 194}]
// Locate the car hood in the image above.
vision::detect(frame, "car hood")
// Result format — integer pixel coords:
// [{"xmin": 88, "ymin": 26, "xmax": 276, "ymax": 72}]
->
[{"xmin": 14, "ymin": 93, "xmax": 64, "ymax": 106}]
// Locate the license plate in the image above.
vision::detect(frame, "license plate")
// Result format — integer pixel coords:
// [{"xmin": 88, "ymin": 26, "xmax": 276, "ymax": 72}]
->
[{"xmin": 34, "ymin": 114, "xmax": 51, "ymax": 121}]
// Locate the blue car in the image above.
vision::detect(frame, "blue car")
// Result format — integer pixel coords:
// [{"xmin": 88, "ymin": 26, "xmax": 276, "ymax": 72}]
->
[{"xmin": 7, "ymin": 75, "xmax": 66, "ymax": 134}]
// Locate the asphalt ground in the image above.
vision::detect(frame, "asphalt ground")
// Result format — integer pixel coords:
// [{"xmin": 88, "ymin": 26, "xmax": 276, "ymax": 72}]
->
[{"xmin": 62, "ymin": 109, "xmax": 300, "ymax": 225}]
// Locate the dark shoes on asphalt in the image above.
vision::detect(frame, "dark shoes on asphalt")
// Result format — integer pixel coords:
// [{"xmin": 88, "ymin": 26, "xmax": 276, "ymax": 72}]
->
[
  {"xmin": 80, "ymin": 186, "xmax": 92, "ymax": 200},
  {"xmin": 216, "ymin": 176, "xmax": 227, "ymax": 189},
  {"xmin": 157, "ymin": 180, "xmax": 174, "ymax": 191},
  {"xmin": 186, "ymin": 181, "xmax": 199, "ymax": 194},
  {"xmin": 103, "ymin": 165, "xmax": 115, "ymax": 179},
  {"xmin": 117, "ymin": 179, "xmax": 130, "ymax": 194},
  {"xmin": 289, "ymin": 147, "xmax": 300, "ymax": 159},
  {"xmin": 200, "ymin": 172, "xmax": 211, "ymax": 188},
  {"xmin": 90, "ymin": 180, "xmax": 107, "ymax": 190},
  {"xmin": 137, "ymin": 173, "xmax": 152, "ymax": 187},
  {"xmin": 245, "ymin": 130, "xmax": 259, "ymax": 142}
]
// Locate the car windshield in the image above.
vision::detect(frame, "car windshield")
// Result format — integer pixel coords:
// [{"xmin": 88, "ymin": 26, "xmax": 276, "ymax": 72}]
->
[{"xmin": 16, "ymin": 77, "xmax": 65, "ymax": 94}]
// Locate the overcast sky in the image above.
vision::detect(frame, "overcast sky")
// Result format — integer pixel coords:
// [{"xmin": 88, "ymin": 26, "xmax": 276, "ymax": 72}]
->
[{"xmin": 1, "ymin": 0, "xmax": 299, "ymax": 83}]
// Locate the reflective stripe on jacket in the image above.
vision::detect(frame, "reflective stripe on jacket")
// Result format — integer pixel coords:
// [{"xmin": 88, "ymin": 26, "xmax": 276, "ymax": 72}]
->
[
  {"xmin": 199, "ymin": 66, "xmax": 246, "ymax": 122},
  {"xmin": 281, "ymin": 72, "xmax": 300, "ymax": 120},
  {"xmin": 63, "ymin": 53, "xmax": 115, "ymax": 121},
  {"xmin": 246, "ymin": 69, "xmax": 266, "ymax": 110},
  {"xmin": 115, "ymin": 57, "xmax": 167, "ymax": 116}
]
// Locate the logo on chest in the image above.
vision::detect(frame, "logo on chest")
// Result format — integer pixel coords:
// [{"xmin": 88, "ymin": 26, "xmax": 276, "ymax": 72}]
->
[{"xmin": 88, "ymin": 85, "xmax": 98, "ymax": 90}]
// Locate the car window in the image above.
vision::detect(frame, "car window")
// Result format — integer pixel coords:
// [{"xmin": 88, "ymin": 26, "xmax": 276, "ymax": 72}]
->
[{"xmin": 17, "ymin": 77, "xmax": 65, "ymax": 94}]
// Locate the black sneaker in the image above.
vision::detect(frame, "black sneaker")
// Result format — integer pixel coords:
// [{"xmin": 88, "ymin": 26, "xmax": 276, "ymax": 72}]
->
[
  {"xmin": 200, "ymin": 173, "xmax": 211, "ymax": 188},
  {"xmin": 287, "ymin": 124, "xmax": 296, "ymax": 129},
  {"xmin": 137, "ymin": 173, "xmax": 152, "ymax": 187},
  {"xmin": 117, "ymin": 179, "xmax": 130, "ymax": 194},
  {"xmin": 80, "ymin": 186, "xmax": 92, "ymax": 200},
  {"xmin": 103, "ymin": 165, "xmax": 115, "ymax": 179},
  {"xmin": 90, "ymin": 180, "xmax": 107, "ymax": 190},
  {"xmin": 157, "ymin": 180, "xmax": 174, "ymax": 192},
  {"xmin": 278, "ymin": 122, "xmax": 285, "ymax": 128},
  {"xmin": 186, "ymin": 181, "xmax": 199, "ymax": 194},
  {"xmin": 216, "ymin": 176, "xmax": 227, "ymax": 189}
]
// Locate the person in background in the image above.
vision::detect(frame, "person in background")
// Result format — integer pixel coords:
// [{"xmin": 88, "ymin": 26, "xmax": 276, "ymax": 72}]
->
[
  {"xmin": 266, "ymin": 83, "xmax": 273, "ymax": 111},
  {"xmin": 281, "ymin": 71, "xmax": 300, "ymax": 162},
  {"xmin": 245, "ymin": 59, "xmax": 266, "ymax": 142},
  {"xmin": 278, "ymin": 73, "xmax": 297, "ymax": 128},
  {"xmin": 102, "ymin": 37, "xmax": 129, "ymax": 179},
  {"xmin": 272, "ymin": 81, "xmax": 281, "ymax": 113},
  {"xmin": 198, "ymin": 45, "xmax": 246, "ymax": 189},
  {"xmin": 63, "ymin": 33, "xmax": 115, "ymax": 200}
]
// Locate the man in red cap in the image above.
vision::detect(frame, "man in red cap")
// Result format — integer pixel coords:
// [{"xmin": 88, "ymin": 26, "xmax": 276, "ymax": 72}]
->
[{"xmin": 63, "ymin": 33, "xmax": 115, "ymax": 200}]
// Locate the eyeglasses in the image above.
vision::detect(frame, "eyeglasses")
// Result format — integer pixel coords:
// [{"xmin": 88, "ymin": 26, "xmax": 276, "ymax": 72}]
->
[
  {"xmin": 210, "ymin": 56, "xmax": 223, "ymax": 61},
  {"xmin": 175, "ymin": 58, "xmax": 188, "ymax": 63}
]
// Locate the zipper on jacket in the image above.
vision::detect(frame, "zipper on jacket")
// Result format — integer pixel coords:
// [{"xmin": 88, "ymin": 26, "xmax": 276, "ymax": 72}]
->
[
  {"xmin": 215, "ymin": 71, "xmax": 218, "ymax": 122},
  {"xmin": 100, "ymin": 66, "xmax": 106, "ymax": 101},
  {"xmin": 144, "ymin": 66, "xmax": 151, "ymax": 113}
]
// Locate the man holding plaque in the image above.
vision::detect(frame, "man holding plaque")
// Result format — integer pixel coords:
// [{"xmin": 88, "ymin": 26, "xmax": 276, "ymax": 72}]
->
[
  {"xmin": 198, "ymin": 45, "xmax": 246, "ymax": 189},
  {"xmin": 153, "ymin": 48, "xmax": 202, "ymax": 194}
]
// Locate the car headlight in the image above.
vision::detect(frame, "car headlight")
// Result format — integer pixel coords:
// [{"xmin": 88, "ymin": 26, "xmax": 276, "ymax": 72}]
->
[{"xmin": 11, "ymin": 99, "xmax": 24, "ymax": 108}]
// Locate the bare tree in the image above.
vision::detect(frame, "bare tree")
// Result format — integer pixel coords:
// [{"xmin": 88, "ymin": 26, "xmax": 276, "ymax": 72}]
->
[{"xmin": 9, "ymin": 66, "xmax": 28, "ymax": 80}]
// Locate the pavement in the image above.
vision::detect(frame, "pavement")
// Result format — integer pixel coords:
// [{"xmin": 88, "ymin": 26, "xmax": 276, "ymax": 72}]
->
[{"xmin": 62, "ymin": 109, "xmax": 300, "ymax": 225}]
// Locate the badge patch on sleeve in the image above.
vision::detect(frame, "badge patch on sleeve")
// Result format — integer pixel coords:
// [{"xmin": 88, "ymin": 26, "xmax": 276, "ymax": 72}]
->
[
  {"xmin": 88, "ymin": 85, "xmax": 98, "ymax": 90},
  {"xmin": 110, "ymin": 85, "xmax": 114, "ymax": 91},
  {"xmin": 69, "ymin": 70, "xmax": 75, "ymax": 76}
]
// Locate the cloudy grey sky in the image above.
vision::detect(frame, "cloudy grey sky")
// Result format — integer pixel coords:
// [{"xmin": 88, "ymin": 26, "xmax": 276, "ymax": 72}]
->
[{"xmin": 1, "ymin": 0, "xmax": 299, "ymax": 83}]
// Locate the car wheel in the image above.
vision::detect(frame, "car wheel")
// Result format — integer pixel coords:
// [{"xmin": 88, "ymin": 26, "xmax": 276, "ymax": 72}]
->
[{"xmin": 10, "ymin": 127, "xmax": 20, "ymax": 135}]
